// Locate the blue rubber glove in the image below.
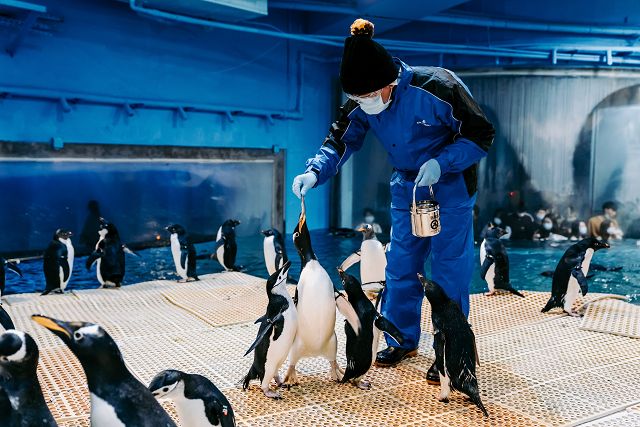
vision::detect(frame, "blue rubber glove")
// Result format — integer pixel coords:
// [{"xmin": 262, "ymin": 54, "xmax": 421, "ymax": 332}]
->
[
  {"xmin": 415, "ymin": 159, "xmax": 441, "ymax": 187},
  {"xmin": 292, "ymin": 172, "xmax": 318, "ymax": 199}
]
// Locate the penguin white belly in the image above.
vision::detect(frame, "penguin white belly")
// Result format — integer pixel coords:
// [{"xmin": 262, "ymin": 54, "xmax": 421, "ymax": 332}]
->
[
  {"xmin": 216, "ymin": 243, "xmax": 227, "ymax": 270},
  {"xmin": 479, "ymin": 241, "xmax": 495, "ymax": 292},
  {"xmin": 360, "ymin": 240, "xmax": 386, "ymax": 284},
  {"xmin": 565, "ymin": 248, "xmax": 594, "ymax": 312},
  {"xmin": 263, "ymin": 236, "xmax": 276, "ymax": 275},
  {"xmin": 95, "ymin": 259, "xmax": 104, "ymax": 286},
  {"xmin": 90, "ymin": 393, "xmax": 126, "ymax": 427},
  {"xmin": 266, "ymin": 305, "xmax": 298, "ymax": 371},
  {"xmin": 296, "ymin": 261, "xmax": 336, "ymax": 354},
  {"xmin": 173, "ymin": 396, "xmax": 212, "ymax": 427},
  {"xmin": 59, "ymin": 267, "xmax": 65, "ymax": 289},
  {"xmin": 371, "ymin": 326, "xmax": 381, "ymax": 365},
  {"xmin": 581, "ymin": 249, "xmax": 594, "ymax": 275},
  {"xmin": 63, "ymin": 239, "xmax": 74, "ymax": 290},
  {"xmin": 170, "ymin": 235, "xmax": 187, "ymax": 279},
  {"xmin": 479, "ymin": 241, "xmax": 486, "ymax": 264}
]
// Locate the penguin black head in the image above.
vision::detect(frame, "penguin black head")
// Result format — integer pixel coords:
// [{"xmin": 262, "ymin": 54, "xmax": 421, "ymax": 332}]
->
[
  {"xmin": 266, "ymin": 260, "xmax": 291, "ymax": 293},
  {"xmin": 98, "ymin": 219, "xmax": 119, "ymax": 238},
  {"xmin": 485, "ymin": 225, "xmax": 507, "ymax": 239},
  {"xmin": 149, "ymin": 369, "xmax": 184, "ymax": 399},
  {"xmin": 0, "ymin": 330, "xmax": 39, "ymax": 375},
  {"xmin": 261, "ymin": 229, "xmax": 274, "ymax": 237},
  {"xmin": 293, "ymin": 210, "xmax": 316, "ymax": 266},
  {"xmin": 165, "ymin": 224, "xmax": 186, "ymax": 235},
  {"xmin": 223, "ymin": 219, "xmax": 241, "ymax": 228},
  {"xmin": 337, "ymin": 269, "xmax": 362, "ymax": 296},
  {"xmin": 417, "ymin": 273, "xmax": 449, "ymax": 307},
  {"xmin": 356, "ymin": 224, "xmax": 376, "ymax": 240},
  {"xmin": 579, "ymin": 237, "xmax": 610, "ymax": 251},
  {"xmin": 54, "ymin": 229, "xmax": 73, "ymax": 241},
  {"xmin": 32, "ymin": 316, "xmax": 124, "ymax": 369}
]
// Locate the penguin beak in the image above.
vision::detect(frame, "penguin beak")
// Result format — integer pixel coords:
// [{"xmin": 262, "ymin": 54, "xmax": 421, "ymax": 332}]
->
[
  {"xmin": 260, "ymin": 230, "xmax": 269, "ymax": 236},
  {"xmin": 280, "ymin": 260, "xmax": 291, "ymax": 280},
  {"xmin": 32, "ymin": 315, "xmax": 74, "ymax": 340},
  {"xmin": 356, "ymin": 227, "xmax": 366, "ymax": 233},
  {"xmin": 417, "ymin": 273, "xmax": 429, "ymax": 290}
]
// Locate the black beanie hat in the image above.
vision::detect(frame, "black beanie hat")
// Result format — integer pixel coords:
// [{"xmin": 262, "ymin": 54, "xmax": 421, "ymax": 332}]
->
[{"xmin": 340, "ymin": 19, "xmax": 399, "ymax": 96}]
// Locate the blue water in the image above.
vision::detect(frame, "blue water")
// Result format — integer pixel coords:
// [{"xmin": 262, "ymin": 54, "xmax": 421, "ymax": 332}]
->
[{"xmin": 3, "ymin": 232, "xmax": 639, "ymax": 304}]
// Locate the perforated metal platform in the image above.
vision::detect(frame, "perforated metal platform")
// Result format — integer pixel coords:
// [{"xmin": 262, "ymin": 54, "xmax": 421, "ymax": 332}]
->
[{"xmin": 2, "ymin": 273, "xmax": 639, "ymax": 427}]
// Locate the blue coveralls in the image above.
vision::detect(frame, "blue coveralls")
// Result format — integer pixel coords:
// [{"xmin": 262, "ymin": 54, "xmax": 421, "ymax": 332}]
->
[{"xmin": 305, "ymin": 60, "xmax": 495, "ymax": 350}]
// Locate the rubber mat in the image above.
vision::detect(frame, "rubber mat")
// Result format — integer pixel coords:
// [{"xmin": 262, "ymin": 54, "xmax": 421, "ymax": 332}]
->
[{"xmin": 580, "ymin": 298, "xmax": 640, "ymax": 339}]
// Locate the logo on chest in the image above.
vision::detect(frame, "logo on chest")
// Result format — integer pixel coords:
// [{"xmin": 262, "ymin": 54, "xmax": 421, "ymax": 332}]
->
[{"xmin": 416, "ymin": 119, "xmax": 432, "ymax": 127}]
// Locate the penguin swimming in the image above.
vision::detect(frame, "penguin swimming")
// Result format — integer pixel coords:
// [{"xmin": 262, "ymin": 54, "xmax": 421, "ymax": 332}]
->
[
  {"xmin": 0, "ymin": 305, "xmax": 14, "ymax": 330},
  {"xmin": 418, "ymin": 274, "xmax": 488, "ymax": 418},
  {"xmin": 243, "ymin": 260, "xmax": 297, "ymax": 399},
  {"xmin": 479, "ymin": 226, "xmax": 524, "ymax": 297},
  {"xmin": 261, "ymin": 229, "xmax": 288, "ymax": 276},
  {"xmin": 338, "ymin": 269, "xmax": 404, "ymax": 389},
  {"xmin": 42, "ymin": 228, "xmax": 74, "ymax": 295},
  {"xmin": 542, "ymin": 238, "xmax": 610, "ymax": 316},
  {"xmin": 149, "ymin": 369, "xmax": 236, "ymax": 427},
  {"xmin": 166, "ymin": 224, "xmax": 198, "ymax": 282},
  {"xmin": 33, "ymin": 315, "xmax": 176, "ymax": 427},
  {"xmin": 284, "ymin": 198, "xmax": 359, "ymax": 385},
  {"xmin": 1, "ymin": 257, "xmax": 22, "ymax": 298},
  {"xmin": 86, "ymin": 219, "xmax": 137, "ymax": 288},
  {"xmin": 339, "ymin": 224, "xmax": 387, "ymax": 301},
  {"xmin": 212, "ymin": 220, "xmax": 242, "ymax": 271},
  {"xmin": 0, "ymin": 330, "xmax": 58, "ymax": 426}
]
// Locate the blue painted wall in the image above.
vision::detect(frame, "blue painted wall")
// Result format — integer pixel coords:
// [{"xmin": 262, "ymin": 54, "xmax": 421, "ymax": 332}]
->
[{"xmin": 0, "ymin": 0, "xmax": 341, "ymax": 231}]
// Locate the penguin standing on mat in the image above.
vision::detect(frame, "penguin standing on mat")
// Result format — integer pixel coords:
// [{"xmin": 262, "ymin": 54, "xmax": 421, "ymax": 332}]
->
[
  {"xmin": 32, "ymin": 315, "xmax": 176, "ymax": 427},
  {"xmin": 1, "ymin": 257, "xmax": 22, "ymax": 298},
  {"xmin": 283, "ymin": 198, "xmax": 360, "ymax": 385},
  {"xmin": 338, "ymin": 269, "xmax": 404, "ymax": 389},
  {"xmin": 339, "ymin": 224, "xmax": 387, "ymax": 301},
  {"xmin": 243, "ymin": 260, "xmax": 297, "ymax": 399},
  {"xmin": 542, "ymin": 238, "xmax": 610, "ymax": 316},
  {"xmin": 149, "ymin": 369, "xmax": 236, "ymax": 427},
  {"xmin": 0, "ymin": 330, "xmax": 58, "ymax": 426},
  {"xmin": 479, "ymin": 225, "xmax": 524, "ymax": 297},
  {"xmin": 42, "ymin": 228, "xmax": 74, "ymax": 295},
  {"xmin": 166, "ymin": 224, "xmax": 198, "ymax": 282},
  {"xmin": 418, "ymin": 273, "xmax": 489, "ymax": 418},
  {"xmin": 212, "ymin": 219, "xmax": 242, "ymax": 271},
  {"xmin": 86, "ymin": 219, "xmax": 137, "ymax": 288}
]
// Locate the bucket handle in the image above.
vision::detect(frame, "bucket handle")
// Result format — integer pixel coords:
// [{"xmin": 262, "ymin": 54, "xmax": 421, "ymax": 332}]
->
[{"xmin": 412, "ymin": 184, "xmax": 435, "ymax": 211}]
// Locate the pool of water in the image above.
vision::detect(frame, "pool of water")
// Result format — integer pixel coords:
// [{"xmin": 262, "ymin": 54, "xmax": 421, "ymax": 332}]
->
[{"xmin": 3, "ymin": 232, "xmax": 639, "ymax": 304}]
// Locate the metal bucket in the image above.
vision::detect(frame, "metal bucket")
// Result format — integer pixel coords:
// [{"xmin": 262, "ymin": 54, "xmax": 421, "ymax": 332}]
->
[{"xmin": 410, "ymin": 185, "xmax": 441, "ymax": 237}]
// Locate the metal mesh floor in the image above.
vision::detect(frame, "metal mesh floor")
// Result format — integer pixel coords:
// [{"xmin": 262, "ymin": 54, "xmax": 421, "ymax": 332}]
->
[{"xmin": 3, "ymin": 273, "xmax": 639, "ymax": 427}]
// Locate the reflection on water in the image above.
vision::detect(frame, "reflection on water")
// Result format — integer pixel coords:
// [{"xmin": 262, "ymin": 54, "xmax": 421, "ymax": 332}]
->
[{"xmin": 3, "ymin": 231, "xmax": 639, "ymax": 304}]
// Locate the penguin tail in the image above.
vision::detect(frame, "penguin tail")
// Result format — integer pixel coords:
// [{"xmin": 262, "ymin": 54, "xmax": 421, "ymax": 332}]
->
[
  {"xmin": 242, "ymin": 367, "xmax": 258, "ymax": 390},
  {"xmin": 506, "ymin": 286, "xmax": 525, "ymax": 298},
  {"xmin": 471, "ymin": 395, "xmax": 489, "ymax": 418},
  {"xmin": 541, "ymin": 296, "xmax": 561, "ymax": 313},
  {"xmin": 41, "ymin": 289, "xmax": 52, "ymax": 296}
]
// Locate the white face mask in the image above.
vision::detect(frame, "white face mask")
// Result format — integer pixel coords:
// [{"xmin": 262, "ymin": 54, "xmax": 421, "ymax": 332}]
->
[
  {"xmin": 365, "ymin": 215, "xmax": 375, "ymax": 224},
  {"xmin": 356, "ymin": 93, "xmax": 391, "ymax": 115},
  {"xmin": 607, "ymin": 227, "xmax": 616, "ymax": 235},
  {"xmin": 493, "ymin": 217, "xmax": 502, "ymax": 225},
  {"xmin": 543, "ymin": 222, "xmax": 553, "ymax": 231},
  {"xmin": 579, "ymin": 225, "xmax": 588, "ymax": 235}
]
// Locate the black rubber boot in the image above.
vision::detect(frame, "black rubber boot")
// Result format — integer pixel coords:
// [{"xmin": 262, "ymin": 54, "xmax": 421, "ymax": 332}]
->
[
  {"xmin": 426, "ymin": 362, "xmax": 440, "ymax": 385},
  {"xmin": 374, "ymin": 346, "xmax": 418, "ymax": 367}
]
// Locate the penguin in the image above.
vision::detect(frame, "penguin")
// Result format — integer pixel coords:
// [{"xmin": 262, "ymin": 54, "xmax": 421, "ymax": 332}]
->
[
  {"xmin": 166, "ymin": 224, "xmax": 198, "ymax": 282},
  {"xmin": 418, "ymin": 274, "xmax": 489, "ymax": 418},
  {"xmin": 32, "ymin": 315, "xmax": 176, "ymax": 427},
  {"xmin": 339, "ymin": 224, "xmax": 387, "ymax": 301},
  {"xmin": 0, "ymin": 305, "xmax": 14, "ymax": 330},
  {"xmin": 479, "ymin": 226, "xmax": 524, "ymax": 297},
  {"xmin": 283, "ymin": 198, "xmax": 360, "ymax": 385},
  {"xmin": 337, "ymin": 269, "xmax": 404, "ymax": 389},
  {"xmin": 149, "ymin": 369, "xmax": 236, "ymax": 427},
  {"xmin": 86, "ymin": 219, "xmax": 137, "ymax": 288},
  {"xmin": 0, "ymin": 330, "xmax": 58, "ymax": 426},
  {"xmin": 261, "ymin": 229, "xmax": 288, "ymax": 276},
  {"xmin": 243, "ymin": 260, "xmax": 297, "ymax": 399},
  {"xmin": 212, "ymin": 220, "xmax": 242, "ymax": 271},
  {"xmin": 1, "ymin": 257, "xmax": 22, "ymax": 298},
  {"xmin": 542, "ymin": 238, "xmax": 610, "ymax": 316},
  {"xmin": 42, "ymin": 228, "xmax": 74, "ymax": 295}
]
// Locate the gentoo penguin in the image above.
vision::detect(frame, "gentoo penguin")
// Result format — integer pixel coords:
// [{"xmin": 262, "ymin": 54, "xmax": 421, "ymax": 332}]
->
[
  {"xmin": 149, "ymin": 369, "xmax": 236, "ymax": 427},
  {"xmin": 0, "ymin": 330, "xmax": 58, "ymax": 426},
  {"xmin": 542, "ymin": 238, "xmax": 610, "ymax": 316},
  {"xmin": 339, "ymin": 224, "xmax": 387, "ymax": 301},
  {"xmin": 42, "ymin": 228, "xmax": 74, "ymax": 295},
  {"xmin": 32, "ymin": 315, "xmax": 176, "ymax": 427},
  {"xmin": 86, "ymin": 219, "xmax": 137, "ymax": 288},
  {"xmin": 479, "ymin": 226, "xmax": 524, "ymax": 297},
  {"xmin": 261, "ymin": 229, "xmax": 288, "ymax": 276},
  {"xmin": 338, "ymin": 270, "xmax": 404, "ymax": 389},
  {"xmin": 166, "ymin": 224, "xmax": 198, "ymax": 282},
  {"xmin": 0, "ymin": 305, "xmax": 14, "ymax": 330},
  {"xmin": 243, "ymin": 261, "xmax": 297, "ymax": 399},
  {"xmin": 1, "ymin": 257, "xmax": 22, "ymax": 298},
  {"xmin": 418, "ymin": 274, "xmax": 488, "ymax": 418},
  {"xmin": 283, "ymin": 198, "xmax": 359, "ymax": 385},
  {"xmin": 212, "ymin": 220, "xmax": 242, "ymax": 271}
]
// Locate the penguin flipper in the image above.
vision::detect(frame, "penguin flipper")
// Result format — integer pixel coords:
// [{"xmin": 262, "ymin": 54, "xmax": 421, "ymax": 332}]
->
[
  {"xmin": 0, "ymin": 305, "xmax": 15, "ymax": 330},
  {"xmin": 180, "ymin": 251, "xmax": 188, "ymax": 271},
  {"xmin": 374, "ymin": 315, "xmax": 404, "ymax": 346},
  {"xmin": 85, "ymin": 250, "xmax": 103, "ymax": 270},
  {"xmin": 571, "ymin": 268, "xmax": 589, "ymax": 296},
  {"xmin": 244, "ymin": 311, "xmax": 284, "ymax": 356},
  {"xmin": 339, "ymin": 251, "xmax": 361, "ymax": 272},
  {"xmin": 334, "ymin": 291, "xmax": 361, "ymax": 336},
  {"xmin": 123, "ymin": 245, "xmax": 140, "ymax": 257},
  {"xmin": 479, "ymin": 256, "xmax": 494, "ymax": 281},
  {"xmin": 433, "ymin": 331, "xmax": 445, "ymax": 375}
]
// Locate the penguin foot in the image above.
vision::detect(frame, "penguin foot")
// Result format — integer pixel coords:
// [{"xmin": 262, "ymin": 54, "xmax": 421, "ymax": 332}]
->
[
  {"xmin": 177, "ymin": 279, "xmax": 187, "ymax": 283},
  {"xmin": 187, "ymin": 277, "xmax": 198, "ymax": 282},
  {"xmin": 354, "ymin": 379, "xmax": 371, "ymax": 390},
  {"xmin": 565, "ymin": 310, "xmax": 582, "ymax": 317},
  {"xmin": 329, "ymin": 361, "xmax": 343, "ymax": 381},
  {"xmin": 438, "ymin": 397, "xmax": 450, "ymax": 403},
  {"xmin": 484, "ymin": 291, "xmax": 495, "ymax": 296},
  {"xmin": 262, "ymin": 388, "xmax": 282, "ymax": 400},
  {"xmin": 283, "ymin": 369, "xmax": 299, "ymax": 386}
]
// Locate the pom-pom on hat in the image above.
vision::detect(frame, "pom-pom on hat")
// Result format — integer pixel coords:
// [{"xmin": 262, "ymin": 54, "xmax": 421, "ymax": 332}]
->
[{"xmin": 340, "ymin": 19, "xmax": 399, "ymax": 95}]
